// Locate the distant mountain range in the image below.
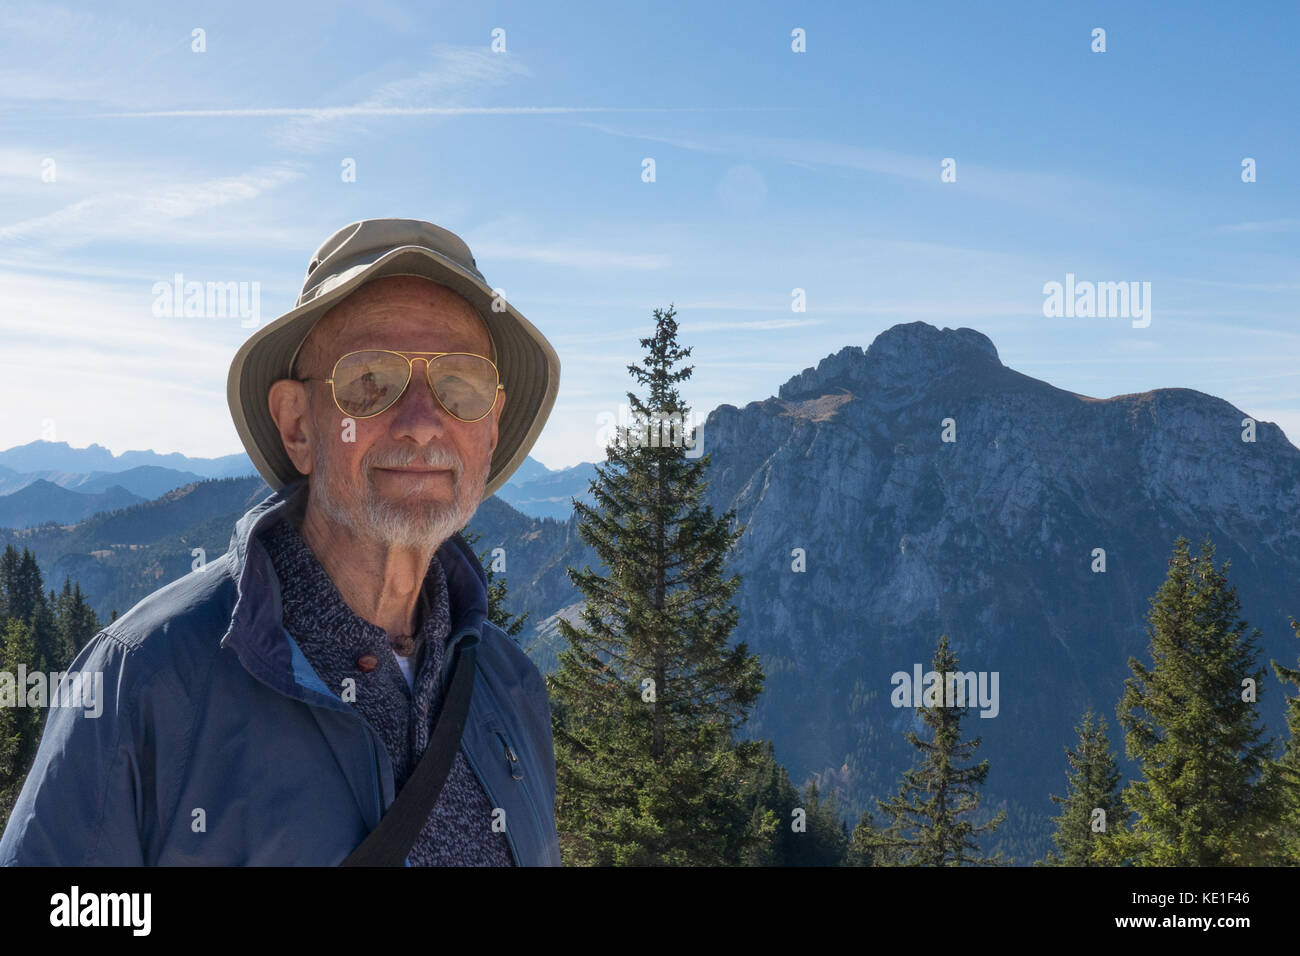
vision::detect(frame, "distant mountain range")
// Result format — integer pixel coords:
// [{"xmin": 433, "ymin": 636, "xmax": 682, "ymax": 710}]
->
[
  {"xmin": 0, "ymin": 442, "xmax": 255, "ymax": 480},
  {"xmin": 0, "ymin": 444, "xmax": 257, "ymax": 521},
  {"xmin": 5, "ymin": 320, "xmax": 1298, "ymax": 863},
  {"xmin": 0, "ymin": 479, "xmax": 144, "ymax": 528},
  {"xmin": 0, "ymin": 441, "xmax": 597, "ymax": 529},
  {"xmin": 493, "ymin": 460, "xmax": 598, "ymax": 519}
]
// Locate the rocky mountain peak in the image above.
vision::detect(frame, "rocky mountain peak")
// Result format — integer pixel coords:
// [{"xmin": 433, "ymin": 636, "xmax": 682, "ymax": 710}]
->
[{"xmin": 777, "ymin": 321, "xmax": 1003, "ymax": 402}]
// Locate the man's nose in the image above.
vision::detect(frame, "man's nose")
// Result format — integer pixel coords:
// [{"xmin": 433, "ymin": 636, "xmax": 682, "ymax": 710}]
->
[{"xmin": 388, "ymin": 359, "xmax": 450, "ymax": 436}]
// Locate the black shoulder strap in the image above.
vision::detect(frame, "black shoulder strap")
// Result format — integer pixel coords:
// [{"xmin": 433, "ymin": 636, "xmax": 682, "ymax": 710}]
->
[{"xmin": 340, "ymin": 641, "xmax": 478, "ymax": 866}]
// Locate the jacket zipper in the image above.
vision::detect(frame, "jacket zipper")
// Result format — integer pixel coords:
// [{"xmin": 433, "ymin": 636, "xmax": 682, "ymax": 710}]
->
[
  {"xmin": 495, "ymin": 727, "xmax": 544, "ymax": 860},
  {"xmin": 459, "ymin": 737, "xmax": 523, "ymax": 865},
  {"xmin": 496, "ymin": 730, "xmax": 524, "ymax": 780},
  {"xmin": 435, "ymin": 632, "xmax": 527, "ymax": 863}
]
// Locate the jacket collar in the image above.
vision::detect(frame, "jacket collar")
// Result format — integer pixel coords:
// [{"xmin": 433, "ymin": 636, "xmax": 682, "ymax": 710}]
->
[{"xmin": 220, "ymin": 477, "xmax": 488, "ymax": 705}]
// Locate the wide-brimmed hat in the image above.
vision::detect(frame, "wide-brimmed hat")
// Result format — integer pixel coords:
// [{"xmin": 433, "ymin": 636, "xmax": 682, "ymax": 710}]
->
[{"xmin": 227, "ymin": 218, "xmax": 560, "ymax": 500}]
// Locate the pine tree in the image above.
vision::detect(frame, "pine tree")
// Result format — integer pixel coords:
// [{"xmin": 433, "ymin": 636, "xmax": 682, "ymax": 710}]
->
[
  {"xmin": 874, "ymin": 634, "xmax": 1007, "ymax": 865},
  {"xmin": 1264, "ymin": 616, "xmax": 1300, "ymax": 864},
  {"xmin": 785, "ymin": 780, "xmax": 849, "ymax": 866},
  {"xmin": 740, "ymin": 804, "xmax": 780, "ymax": 866},
  {"xmin": 731, "ymin": 739, "xmax": 808, "ymax": 865},
  {"xmin": 845, "ymin": 809, "xmax": 905, "ymax": 866},
  {"xmin": 546, "ymin": 304, "xmax": 764, "ymax": 866},
  {"xmin": 0, "ymin": 618, "xmax": 40, "ymax": 823},
  {"xmin": 1044, "ymin": 709, "xmax": 1127, "ymax": 865},
  {"xmin": 458, "ymin": 527, "xmax": 530, "ymax": 642},
  {"xmin": 0, "ymin": 546, "xmax": 41, "ymax": 626},
  {"xmin": 29, "ymin": 588, "xmax": 60, "ymax": 675},
  {"xmin": 56, "ymin": 578, "xmax": 101, "ymax": 661},
  {"xmin": 0, "ymin": 545, "xmax": 18, "ymax": 620},
  {"xmin": 1116, "ymin": 536, "xmax": 1274, "ymax": 865}
]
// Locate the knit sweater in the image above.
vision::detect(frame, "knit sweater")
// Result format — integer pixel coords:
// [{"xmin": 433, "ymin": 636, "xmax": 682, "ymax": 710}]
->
[{"xmin": 258, "ymin": 510, "xmax": 515, "ymax": 866}]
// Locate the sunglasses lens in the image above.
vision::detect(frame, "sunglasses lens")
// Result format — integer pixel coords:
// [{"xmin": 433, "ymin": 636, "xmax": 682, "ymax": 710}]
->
[
  {"xmin": 429, "ymin": 353, "xmax": 499, "ymax": 420},
  {"xmin": 332, "ymin": 351, "xmax": 410, "ymax": 417}
]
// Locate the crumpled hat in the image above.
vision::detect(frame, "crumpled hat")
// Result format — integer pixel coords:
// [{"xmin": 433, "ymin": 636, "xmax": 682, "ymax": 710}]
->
[{"xmin": 227, "ymin": 218, "xmax": 560, "ymax": 499}]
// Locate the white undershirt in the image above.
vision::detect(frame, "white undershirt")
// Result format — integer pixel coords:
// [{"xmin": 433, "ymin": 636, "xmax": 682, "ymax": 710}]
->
[
  {"xmin": 392, "ymin": 579, "xmax": 431, "ymax": 692},
  {"xmin": 393, "ymin": 650, "xmax": 416, "ymax": 690}
]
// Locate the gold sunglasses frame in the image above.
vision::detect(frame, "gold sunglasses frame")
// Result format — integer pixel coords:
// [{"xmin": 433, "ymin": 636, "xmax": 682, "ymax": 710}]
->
[{"xmin": 298, "ymin": 349, "xmax": 504, "ymax": 423}]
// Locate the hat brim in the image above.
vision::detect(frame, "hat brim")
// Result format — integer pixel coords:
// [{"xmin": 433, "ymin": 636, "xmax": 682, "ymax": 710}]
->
[{"xmin": 227, "ymin": 244, "xmax": 560, "ymax": 501}]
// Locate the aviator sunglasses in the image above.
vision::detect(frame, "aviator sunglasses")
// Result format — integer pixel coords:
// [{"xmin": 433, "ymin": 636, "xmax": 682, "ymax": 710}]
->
[{"xmin": 296, "ymin": 349, "xmax": 504, "ymax": 422}]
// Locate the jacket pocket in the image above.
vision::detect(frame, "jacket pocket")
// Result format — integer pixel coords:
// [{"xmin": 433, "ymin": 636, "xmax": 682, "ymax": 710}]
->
[
  {"xmin": 495, "ymin": 729, "xmax": 524, "ymax": 780},
  {"xmin": 494, "ymin": 726, "xmax": 546, "ymax": 862}
]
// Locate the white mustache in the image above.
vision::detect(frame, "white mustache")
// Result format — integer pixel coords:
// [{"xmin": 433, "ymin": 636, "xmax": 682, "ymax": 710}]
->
[{"xmin": 370, "ymin": 448, "xmax": 462, "ymax": 475}]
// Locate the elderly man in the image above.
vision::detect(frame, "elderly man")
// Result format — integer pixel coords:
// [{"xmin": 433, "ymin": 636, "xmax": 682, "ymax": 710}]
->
[{"xmin": 0, "ymin": 219, "xmax": 562, "ymax": 866}]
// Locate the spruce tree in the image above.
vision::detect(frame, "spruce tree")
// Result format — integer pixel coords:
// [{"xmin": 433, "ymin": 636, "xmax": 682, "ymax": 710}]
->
[
  {"xmin": 732, "ymin": 739, "xmax": 807, "ymax": 865},
  {"xmin": 0, "ymin": 549, "xmax": 66, "ymax": 671},
  {"xmin": 458, "ymin": 527, "xmax": 530, "ymax": 642},
  {"xmin": 29, "ymin": 588, "xmax": 60, "ymax": 675},
  {"xmin": 874, "ymin": 634, "xmax": 1007, "ymax": 865},
  {"xmin": 740, "ymin": 804, "xmax": 780, "ymax": 866},
  {"xmin": 785, "ymin": 780, "xmax": 849, "ymax": 866},
  {"xmin": 546, "ymin": 304, "xmax": 764, "ymax": 865},
  {"xmin": 0, "ymin": 618, "xmax": 40, "ymax": 823},
  {"xmin": 1044, "ymin": 709, "xmax": 1127, "ymax": 865},
  {"xmin": 0, "ymin": 545, "xmax": 17, "ymax": 620},
  {"xmin": 57, "ymin": 578, "xmax": 101, "ymax": 661},
  {"xmin": 845, "ymin": 809, "xmax": 904, "ymax": 866},
  {"xmin": 0, "ymin": 546, "xmax": 41, "ymax": 625},
  {"xmin": 1116, "ymin": 536, "xmax": 1274, "ymax": 865},
  {"xmin": 1265, "ymin": 616, "xmax": 1300, "ymax": 864}
]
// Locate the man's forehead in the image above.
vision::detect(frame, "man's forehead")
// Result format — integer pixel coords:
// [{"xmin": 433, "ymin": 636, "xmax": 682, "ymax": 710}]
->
[{"xmin": 307, "ymin": 279, "xmax": 490, "ymax": 354}]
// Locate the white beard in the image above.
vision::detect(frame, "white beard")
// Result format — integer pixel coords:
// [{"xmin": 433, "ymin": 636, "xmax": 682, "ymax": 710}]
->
[{"xmin": 307, "ymin": 436, "xmax": 489, "ymax": 552}]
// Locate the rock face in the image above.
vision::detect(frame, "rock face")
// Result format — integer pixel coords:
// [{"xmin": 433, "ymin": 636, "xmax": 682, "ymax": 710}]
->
[
  {"xmin": 690, "ymin": 321, "xmax": 1300, "ymax": 858},
  {"xmin": 509, "ymin": 322, "xmax": 1298, "ymax": 857}
]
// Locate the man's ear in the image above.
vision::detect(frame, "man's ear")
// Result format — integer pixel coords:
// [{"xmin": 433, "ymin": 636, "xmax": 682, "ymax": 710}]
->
[
  {"xmin": 490, "ymin": 386, "xmax": 506, "ymax": 454},
  {"xmin": 268, "ymin": 379, "xmax": 316, "ymax": 476}
]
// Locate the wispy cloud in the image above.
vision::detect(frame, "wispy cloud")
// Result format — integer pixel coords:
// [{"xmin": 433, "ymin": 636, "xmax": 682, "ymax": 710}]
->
[
  {"xmin": 0, "ymin": 162, "xmax": 305, "ymax": 250},
  {"xmin": 686, "ymin": 317, "xmax": 824, "ymax": 332},
  {"xmin": 99, "ymin": 105, "xmax": 757, "ymax": 119},
  {"xmin": 0, "ymin": 4, "xmax": 198, "ymax": 110},
  {"xmin": 470, "ymin": 239, "xmax": 670, "ymax": 270},
  {"xmin": 572, "ymin": 121, "xmax": 1118, "ymax": 221},
  {"xmin": 265, "ymin": 47, "xmax": 532, "ymax": 151},
  {"xmin": 0, "ymin": 269, "xmax": 240, "ymax": 354},
  {"xmin": 1209, "ymin": 219, "xmax": 1300, "ymax": 234},
  {"xmin": 93, "ymin": 45, "xmax": 784, "ymax": 153},
  {"xmin": 1171, "ymin": 275, "xmax": 1300, "ymax": 293}
]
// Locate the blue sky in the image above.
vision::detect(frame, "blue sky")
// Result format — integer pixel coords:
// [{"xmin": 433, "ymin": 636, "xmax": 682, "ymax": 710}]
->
[{"xmin": 1, "ymin": 0, "xmax": 1296, "ymax": 470}]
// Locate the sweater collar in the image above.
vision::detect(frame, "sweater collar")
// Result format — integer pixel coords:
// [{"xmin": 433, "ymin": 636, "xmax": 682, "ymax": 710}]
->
[
  {"xmin": 257, "ymin": 504, "xmax": 451, "ymax": 665},
  {"xmin": 220, "ymin": 477, "xmax": 488, "ymax": 704}
]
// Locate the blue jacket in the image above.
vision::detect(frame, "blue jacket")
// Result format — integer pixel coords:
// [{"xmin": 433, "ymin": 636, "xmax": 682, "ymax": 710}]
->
[{"xmin": 0, "ymin": 479, "xmax": 561, "ymax": 866}]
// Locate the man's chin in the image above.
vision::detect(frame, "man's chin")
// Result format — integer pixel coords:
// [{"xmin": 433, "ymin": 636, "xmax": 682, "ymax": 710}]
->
[{"xmin": 362, "ymin": 491, "xmax": 471, "ymax": 547}]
